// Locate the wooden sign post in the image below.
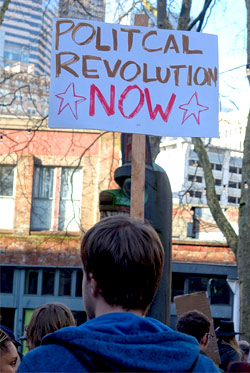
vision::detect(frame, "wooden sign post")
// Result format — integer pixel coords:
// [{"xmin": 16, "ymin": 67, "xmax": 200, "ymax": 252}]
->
[{"xmin": 130, "ymin": 14, "xmax": 148, "ymax": 220}]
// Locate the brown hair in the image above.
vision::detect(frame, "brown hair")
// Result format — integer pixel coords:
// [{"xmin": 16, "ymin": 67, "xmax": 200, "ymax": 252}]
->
[
  {"xmin": 81, "ymin": 215, "xmax": 164, "ymax": 312},
  {"xmin": 218, "ymin": 335, "xmax": 242, "ymax": 359},
  {"xmin": 0, "ymin": 329, "xmax": 12, "ymax": 354},
  {"xmin": 26, "ymin": 303, "xmax": 76, "ymax": 349},
  {"xmin": 176, "ymin": 310, "xmax": 210, "ymax": 343}
]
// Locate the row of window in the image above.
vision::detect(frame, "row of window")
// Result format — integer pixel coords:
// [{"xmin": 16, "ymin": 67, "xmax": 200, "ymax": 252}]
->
[
  {"xmin": 189, "ymin": 160, "xmax": 242, "ymax": 175},
  {"xmin": 188, "ymin": 176, "xmax": 242, "ymax": 190},
  {"xmin": 172, "ymin": 274, "xmax": 231, "ymax": 304},
  {"xmin": 0, "ymin": 165, "xmax": 82, "ymax": 231},
  {"xmin": 0, "ymin": 266, "xmax": 231, "ymax": 306},
  {"xmin": 0, "ymin": 267, "xmax": 83, "ymax": 297},
  {"xmin": 187, "ymin": 191, "xmax": 239, "ymax": 204}
]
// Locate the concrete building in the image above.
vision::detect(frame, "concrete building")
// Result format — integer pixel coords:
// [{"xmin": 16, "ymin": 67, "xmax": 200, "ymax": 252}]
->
[
  {"xmin": 0, "ymin": 0, "xmax": 105, "ymax": 75},
  {"xmin": 156, "ymin": 138, "xmax": 243, "ymax": 209},
  {"xmin": 0, "ymin": 0, "xmax": 58, "ymax": 75}
]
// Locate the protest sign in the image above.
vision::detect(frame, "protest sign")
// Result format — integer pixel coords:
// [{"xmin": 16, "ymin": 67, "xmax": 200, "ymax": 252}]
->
[
  {"xmin": 49, "ymin": 19, "xmax": 218, "ymax": 137},
  {"xmin": 174, "ymin": 291, "xmax": 221, "ymax": 365}
]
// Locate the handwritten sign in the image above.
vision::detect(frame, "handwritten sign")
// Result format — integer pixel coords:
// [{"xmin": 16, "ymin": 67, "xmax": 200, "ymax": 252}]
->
[{"xmin": 49, "ymin": 19, "xmax": 218, "ymax": 137}]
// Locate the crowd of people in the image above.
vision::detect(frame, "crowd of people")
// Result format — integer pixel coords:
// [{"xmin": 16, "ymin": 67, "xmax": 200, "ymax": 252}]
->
[{"xmin": 0, "ymin": 216, "xmax": 249, "ymax": 372}]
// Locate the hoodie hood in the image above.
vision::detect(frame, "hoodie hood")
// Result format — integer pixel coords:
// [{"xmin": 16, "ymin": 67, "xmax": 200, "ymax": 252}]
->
[{"xmin": 43, "ymin": 312, "xmax": 201, "ymax": 372}]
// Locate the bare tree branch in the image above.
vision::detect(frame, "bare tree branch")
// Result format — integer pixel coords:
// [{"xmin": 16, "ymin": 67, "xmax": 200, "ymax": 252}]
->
[{"xmin": 0, "ymin": 0, "xmax": 11, "ymax": 26}]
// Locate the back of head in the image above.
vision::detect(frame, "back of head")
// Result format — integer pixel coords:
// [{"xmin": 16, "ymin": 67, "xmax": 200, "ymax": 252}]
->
[
  {"xmin": 26, "ymin": 303, "xmax": 76, "ymax": 349},
  {"xmin": 227, "ymin": 361, "xmax": 250, "ymax": 372},
  {"xmin": 176, "ymin": 310, "xmax": 210, "ymax": 343},
  {"xmin": 80, "ymin": 216, "xmax": 164, "ymax": 313}
]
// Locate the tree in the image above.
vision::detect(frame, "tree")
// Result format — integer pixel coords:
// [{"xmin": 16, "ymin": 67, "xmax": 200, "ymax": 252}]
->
[
  {"xmin": 110, "ymin": 0, "xmax": 249, "ymax": 338},
  {"xmin": 159, "ymin": 0, "xmax": 250, "ymax": 339}
]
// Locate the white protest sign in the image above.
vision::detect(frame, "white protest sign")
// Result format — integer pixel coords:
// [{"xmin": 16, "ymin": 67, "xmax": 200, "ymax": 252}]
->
[{"xmin": 49, "ymin": 19, "xmax": 219, "ymax": 137}]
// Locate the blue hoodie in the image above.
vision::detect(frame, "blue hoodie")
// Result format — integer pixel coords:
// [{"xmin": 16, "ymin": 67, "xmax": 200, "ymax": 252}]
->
[{"xmin": 18, "ymin": 312, "xmax": 220, "ymax": 372}]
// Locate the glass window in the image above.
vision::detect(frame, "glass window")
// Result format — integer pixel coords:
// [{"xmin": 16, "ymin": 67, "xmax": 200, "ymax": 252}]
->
[
  {"xmin": 58, "ymin": 168, "xmax": 82, "ymax": 232},
  {"xmin": 59, "ymin": 269, "xmax": 72, "ymax": 296},
  {"xmin": 215, "ymin": 164, "xmax": 222, "ymax": 171},
  {"xmin": 0, "ymin": 166, "xmax": 15, "ymax": 196},
  {"xmin": 229, "ymin": 166, "xmax": 237, "ymax": 174},
  {"xmin": 24, "ymin": 270, "xmax": 38, "ymax": 294},
  {"xmin": 42, "ymin": 269, "xmax": 55, "ymax": 295},
  {"xmin": 228, "ymin": 196, "xmax": 237, "ymax": 204},
  {"xmin": 229, "ymin": 183, "xmax": 237, "ymax": 188},
  {"xmin": 171, "ymin": 273, "xmax": 185, "ymax": 300},
  {"xmin": 31, "ymin": 167, "xmax": 55, "ymax": 231},
  {"xmin": 0, "ymin": 308, "xmax": 15, "ymax": 331},
  {"xmin": 0, "ymin": 267, "xmax": 14, "ymax": 293},
  {"xmin": 188, "ymin": 277, "xmax": 208, "ymax": 293},
  {"xmin": 215, "ymin": 179, "xmax": 221, "ymax": 186},
  {"xmin": 208, "ymin": 278, "xmax": 231, "ymax": 304},
  {"xmin": 75, "ymin": 270, "xmax": 83, "ymax": 297}
]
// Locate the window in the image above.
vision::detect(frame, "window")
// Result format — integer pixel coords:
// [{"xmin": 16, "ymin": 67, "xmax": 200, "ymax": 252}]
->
[
  {"xmin": 215, "ymin": 179, "xmax": 221, "ymax": 186},
  {"xmin": 0, "ymin": 267, "xmax": 14, "ymax": 293},
  {"xmin": 228, "ymin": 196, "xmax": 237, "ymax": 204},
  {"xmin": 0, "ymin": 165, "xmax": 15, "ymax": 229},
  {"xmin": 188, "ymin": 175, "xmax": 202, "ymax": 183},
  {"xmin": 31, "ymin": 167, "xmax": 55, "ymax": 230},
  {"xmin": 171, "ymin": 273, "xmax": 185, "ymax": 300},
  {"xmin": 229, "ymin": 166, "xmax": 237, "ymax": 174},
  {"xmin": 59, "ymin": 269, "xmax": 72, "ymax": 296},
  {"xmin": 188, "ymin": 277, "xmax": 208, "ymax": 293},
  {"xmin": 76, "ymin": 270, "xmax": 83, "ymax": 297},
  {"xmin": 208, "ymin": 278, "xmax": 230, "ymax": 305},
  {"xmin": 25, "ymin": 270, "xmax": 38, "ymax": 295},
  {"xmin": 215, "ymin": 164, "xmax": 222, "ymax": 171},
  {"xmin": 188, "ymin": 159, "xmax": 200, "ymax": 167},
  {"xmin": 31, "ymin": 166, "xmax": 82, "ymax": 231},
  {"xmin": 42, "ymin": 269, "xmax": 55, "ymax": 295},
  {"xmin": 190, "ymin": 191, "xmax": 202, "ymax": 198},
  {"xmin": 58, "ymin": 168, "xmax": 82, "ymax": 231}
]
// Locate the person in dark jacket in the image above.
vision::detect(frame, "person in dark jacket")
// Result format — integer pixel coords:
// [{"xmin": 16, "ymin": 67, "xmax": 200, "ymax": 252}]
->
[
  {"xmin": 216, "ymin": 320, "xmax": 243, "ymax": 371},
  {"xmin": 18, "ymin": 216, "xmax": 220, "ymax": 372}
]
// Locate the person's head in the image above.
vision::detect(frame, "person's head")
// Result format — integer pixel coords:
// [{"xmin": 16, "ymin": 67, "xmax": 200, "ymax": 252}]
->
[
  {"xmin": 239, "ymin": 340, "xmax": 250, "ymax": 362},
  {"xmin": 80, "ymin": 216, "xmax": 164, "ymax": 319},
  {"xmin": 176, "ymin": 311, "xmax": 211, "ymax": 352},
  {"xmin": 0, "ymin": 329, "xmax": 19, "ymax": 373},
  {"xmin": 227, "ymin": 361, "xmax": 250, "ymax": 372},
  {"xmin": 216, "ymin": 320, "xmax": 241, "ymax": 357},
  {"xmin": 26, "ymin": 303, "xmax": 76, "ymax": 350},
  {"xmin": 0, "ymin": 326, "xmax": 21, "ymax": 350}
]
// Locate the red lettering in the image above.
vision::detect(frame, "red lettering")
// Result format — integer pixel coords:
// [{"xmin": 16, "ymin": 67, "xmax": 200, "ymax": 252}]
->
[
  {"xmin": 89, "ymin": 84, "xmax": 115, "ymax": 116},
  {"xmin": 118, "ymin": 85, "xmax": 144, "ymax": 119},
  {"xmin": 144, "ymin": 88, "xmax": 176, "ymax": 122}
]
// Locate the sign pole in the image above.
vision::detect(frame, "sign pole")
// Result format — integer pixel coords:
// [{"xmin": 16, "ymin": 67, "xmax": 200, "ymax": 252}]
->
[{"xmin": 130, "ymin": 14, "xmax": 148, "ymax": 220}]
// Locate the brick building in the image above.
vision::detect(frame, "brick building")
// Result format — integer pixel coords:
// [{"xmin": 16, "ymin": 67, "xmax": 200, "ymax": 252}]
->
[
  {"xmin": 0, "ymin": 114, "xmax": 120, "ymax": 342},
  {"xmin": 0, "ymin": 118, "xmax": 238, "ymax": 350}
]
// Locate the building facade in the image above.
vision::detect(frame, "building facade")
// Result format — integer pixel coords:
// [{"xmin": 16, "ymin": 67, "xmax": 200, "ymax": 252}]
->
[
  {"xmin": 0, "ymin": 0, "xmax": 105, "ymax": 75},
  {"xmin": 156, "ymin": 138, "xmax": 243, "ymax": 208}
]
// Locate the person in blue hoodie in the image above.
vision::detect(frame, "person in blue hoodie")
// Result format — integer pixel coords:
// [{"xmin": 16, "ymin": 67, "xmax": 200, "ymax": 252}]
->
[{"xmin": 18, "ymin": 215, "xmax": 220, "ymax": 372}]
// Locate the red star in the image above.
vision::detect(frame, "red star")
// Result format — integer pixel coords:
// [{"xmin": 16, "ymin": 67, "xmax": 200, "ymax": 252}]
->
[
  {"xmin": 179, "ymin": 92, "xmax": 209, "ymax": 125},
  {"xmin": 55, "ymin": 82, "xmax": 86, "ymax": 120}
]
